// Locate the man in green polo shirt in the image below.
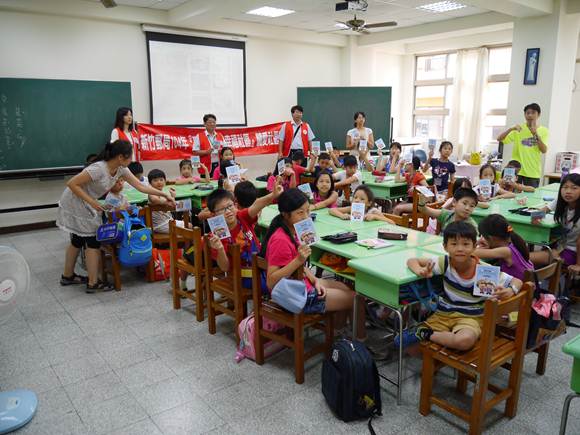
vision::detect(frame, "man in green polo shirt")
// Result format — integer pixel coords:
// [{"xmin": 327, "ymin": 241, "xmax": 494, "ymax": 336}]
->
[{"xmin": 497, "ymin": 103, "xmax": 548, "ymax": 188}]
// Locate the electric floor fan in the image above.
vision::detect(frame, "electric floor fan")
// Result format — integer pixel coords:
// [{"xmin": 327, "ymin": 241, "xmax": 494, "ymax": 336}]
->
[{"xmin": 0, "ymin": 246, "xmax": 37, "ymax": 434}]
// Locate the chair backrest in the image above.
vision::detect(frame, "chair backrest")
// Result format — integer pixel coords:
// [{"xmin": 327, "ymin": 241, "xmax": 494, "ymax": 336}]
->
[
  {"xmin": 383, "ymin": 213, "xmax": 410, "ymax": 228},
  {"xmin": 169, "ymin": 221, "xmax": 202, "ymax": 272},
  {"xmin": 477, "ymin": 282, "xmax": 533, "ymax": 370},
  {"xmin": 411, "ymin": 186, "xmax": 437, "ymax": 231},
  {"xmin": 523, "ymin": 260, "xmax": 561, "ymax": 295},
  {"xmin": 105, "ymin": 208, "xmax": 146, "ymax": 223},
  {"xmin": 144, "ymin": 203, "xmax": 190, "ymax": 232},
  {"xmin": 251, "ymin": 253, "xmax": 305, "ymax": 307},
  {"xmin": 202, "ymin": 235, "xmax": 242, "ymax": 288}
]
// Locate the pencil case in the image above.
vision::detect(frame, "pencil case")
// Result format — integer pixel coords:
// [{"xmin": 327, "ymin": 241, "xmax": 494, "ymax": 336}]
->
[
  {"xmin": 321, "ymin": 232, "xmax": 358, "ymax": 244},
  {"xmin": 377, "ymin": 229, "xmax": 408, "ymax": 240}
]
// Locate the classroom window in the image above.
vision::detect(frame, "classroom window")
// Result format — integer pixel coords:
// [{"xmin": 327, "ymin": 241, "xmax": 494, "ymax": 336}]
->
[
  {"xmin": 413, "ymin": 53, "xmax": 454, "ymax": 139},
  {"xmin": 481, "ymin": 46, "xmax": 512, "ymax": 150}
]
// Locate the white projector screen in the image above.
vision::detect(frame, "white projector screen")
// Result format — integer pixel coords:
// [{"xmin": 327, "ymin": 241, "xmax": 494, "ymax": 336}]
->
[{"xmin": 146, "ymin": 32, "xmax": 247, "ymax": 126}]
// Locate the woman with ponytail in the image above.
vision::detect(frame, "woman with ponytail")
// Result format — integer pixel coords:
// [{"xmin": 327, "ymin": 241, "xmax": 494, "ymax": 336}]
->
[
  {"xmin": 474, "ymin": 214, "xmax": 533, "ymax": 280},
  {"xmin": 56, "ymin": 140, "xmax": 175, "ymax": 293},
  {"xmin": 261, "ymin": 189, "xmax": 362, "ymax": 333}
]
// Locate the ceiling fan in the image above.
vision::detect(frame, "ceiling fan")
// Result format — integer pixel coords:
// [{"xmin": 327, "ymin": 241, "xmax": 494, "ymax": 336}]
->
[
  {"xmin": 333, "ymin": 14, "xmax": 397, "ymax": 34},
  {"xmin": 101, "ymin": 0, "xmax": 117, "ymax": 8}
]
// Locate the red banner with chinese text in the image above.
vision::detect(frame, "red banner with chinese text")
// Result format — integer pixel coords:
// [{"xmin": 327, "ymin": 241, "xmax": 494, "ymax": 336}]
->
[{"xmin": 136, "ymin": 122, "xmax": 283, "ymax": 161}]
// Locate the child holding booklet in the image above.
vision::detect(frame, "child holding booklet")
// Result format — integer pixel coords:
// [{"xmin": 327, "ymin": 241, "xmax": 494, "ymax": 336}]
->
[
  {"xmin": 422, "ymin": 140, "xmax": 455, "ymax": 193},
  {"xmin": 206, "ymin": 178, "xmax": 283, "ymax": 284},
  {"xmin": 174, "ymin": 158, "xmax": 210, "ymax": 185},
  {"xmin": 419, "ymin": 187, "xmax": 478, "ymax": 231},
  {"xmin": 374, "ymin": 142, "xmax": 402, "ymax": 174},
  {"xmin": 306, "ymin": 152, "xmax": 339, "ymax": 177},
  {"xmin": 329, "ymin": 185, "xmax": 394, "ymax": 224},
  {"xmin": 261, "ymin": 188, "xmax": 364, "ymax": 335},
  {"xmin": 268, "ymin": 158, "xmax": 297, "ymax": 194},
  {"xmin": 474, "ymin": 214, "xmax": 533, "ymax": 281},
  {"xmin": 399, "ymin": 221, "xmax": 522, "ymax": 349},
  {"xmin": 211, "ymin": 147, "xmax": 239, "ymax": 180},
  {"xmin": 393, "ymin": 156, "xmax": 429, "ymax": 216},
  {"xmin": 473, "ymin": 164, "xmax": 515, "ymax": 202},
  {"xmin": 499, "ymin": 160, "xmax": 536, "ymax": 193}
]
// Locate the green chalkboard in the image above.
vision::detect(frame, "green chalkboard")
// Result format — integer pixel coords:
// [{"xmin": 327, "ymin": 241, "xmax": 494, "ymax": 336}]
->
[
  {"xmin": 0, "ymin": 78, "xmax": 132, "ymax": 172},
  {"xmin": 297, "ymin": 87, "xmax": 391, "ymax": 150}
]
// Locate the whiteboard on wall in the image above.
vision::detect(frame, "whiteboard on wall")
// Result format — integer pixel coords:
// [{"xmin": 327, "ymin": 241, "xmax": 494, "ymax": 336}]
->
[{"xmin": 146, "ymin": 32, "xmax": 247, "ymax": 126}]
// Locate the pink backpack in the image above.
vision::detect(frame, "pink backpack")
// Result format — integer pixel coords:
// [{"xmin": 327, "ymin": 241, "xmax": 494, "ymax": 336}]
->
[{"xmin": 235, "ymin": 313, "xmax": 285, "ymax": 363}]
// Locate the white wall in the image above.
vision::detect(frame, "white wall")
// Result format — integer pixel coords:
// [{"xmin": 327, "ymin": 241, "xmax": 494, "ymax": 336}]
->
[
  {"xmin": 0, "ymin": 10, "xmax": 343, "ymax": 227},
  {"xmin": 566, "ymin": 44, "xmax": 580, "ymax": 152}
]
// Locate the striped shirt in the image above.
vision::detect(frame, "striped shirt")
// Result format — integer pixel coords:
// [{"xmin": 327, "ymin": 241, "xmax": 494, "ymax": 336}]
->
[{"xmin": 429, "ymin": 255, "xmax": 514, "ymax": 317}]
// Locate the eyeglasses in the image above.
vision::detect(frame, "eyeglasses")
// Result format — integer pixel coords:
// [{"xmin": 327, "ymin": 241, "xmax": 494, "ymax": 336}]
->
[{"xmin": 214, "ymin": 203, "xmax": 235, "ymax": 214}]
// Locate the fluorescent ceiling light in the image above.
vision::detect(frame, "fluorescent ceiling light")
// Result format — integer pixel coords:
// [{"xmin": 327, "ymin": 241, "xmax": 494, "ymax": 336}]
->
[
  {"xmin": 246, "ymin": 6, "xmax": 295, "ymax": 18},
  {"xmin": 417, "ymin": 1, "xmax": 467, "ymax": 12},
  {"xmin": 335, "ymin": 23, "xmax": 349, "ymax": 29}
]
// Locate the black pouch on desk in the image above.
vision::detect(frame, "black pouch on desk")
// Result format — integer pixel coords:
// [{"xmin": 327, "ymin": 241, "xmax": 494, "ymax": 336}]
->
[
  {"xmin": 321, "ymin": 232, "xmax": 358, "ymax": 244},
  {"xmin": 194, "ymin": 185, "xmax": 214, "ymax": 191},
  {"xmin": 508, "ymin": 207, "xmax": 540, "ymax": 216}
]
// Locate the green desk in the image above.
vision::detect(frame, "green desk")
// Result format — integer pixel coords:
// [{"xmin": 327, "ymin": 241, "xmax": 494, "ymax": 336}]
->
[
  {"xmin": 361, "ymin": 172, "xmax": 409, "ymax": 201},
  {"xmin": 470, "ymin": 196, "xmax": 558, "ymax": 244},
  {"xmin": 124, "ymin": 183, "xmax": 218, "ymax": 209},
  {"xmin": 560, "ymin": 334, "xmax": 580, "ymax": 433},
  {"xmin": 539, "ymin": 182, "xmax": 560, "ymax": 193}
]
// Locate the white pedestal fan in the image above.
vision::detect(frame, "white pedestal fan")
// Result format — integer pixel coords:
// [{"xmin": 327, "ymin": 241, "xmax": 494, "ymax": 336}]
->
[{"xmin": 0, "ymin": 246, "xmax": 37, "ymax": 434}]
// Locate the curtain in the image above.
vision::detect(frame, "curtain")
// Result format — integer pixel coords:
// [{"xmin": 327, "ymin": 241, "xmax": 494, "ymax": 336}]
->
[{"xmin": 448, "ymin": 47, "xmax": 488, "ymax": 157}]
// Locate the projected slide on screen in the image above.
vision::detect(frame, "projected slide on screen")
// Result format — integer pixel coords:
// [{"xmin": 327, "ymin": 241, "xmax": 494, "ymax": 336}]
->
[{"xmin": 147, "ymin": 33, "xmax": 246, "ymax": 126}]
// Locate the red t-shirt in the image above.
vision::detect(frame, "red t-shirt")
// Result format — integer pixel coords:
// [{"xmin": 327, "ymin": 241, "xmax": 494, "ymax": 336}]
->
[
  {"xmin": 292, "ymin": 163, "xmax": 307, "ymax": 180},
  {"xmin": 265, "ymin": 227, "xmax": 314, "ymax": 293},
  {"xmin": 404, "ymin": 172, "xmax": 426, "ymax": 197},
  {"xmin": 210, "ymin": 208, "xmax": 260, "ymax": 276}
]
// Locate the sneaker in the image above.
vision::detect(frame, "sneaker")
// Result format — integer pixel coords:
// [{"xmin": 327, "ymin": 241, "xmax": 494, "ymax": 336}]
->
[
  {"xmin": 394, "ymin": 325, "xmax": 433, "ymax": 348},
  {"xmin": 60, "ymin": 273, "xmax": 88, "ymax": 286}
]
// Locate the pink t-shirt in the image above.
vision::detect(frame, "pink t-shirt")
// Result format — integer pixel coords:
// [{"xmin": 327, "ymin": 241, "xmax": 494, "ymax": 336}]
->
[
  {"xmin": 211, "ymin": 166, "xmax": 221, "ymax": 180},
  {"xmin": 265, "ymin": 227, "xmax": 314, "ymax": 293},
  {"xmin": 313, "ymin": 192, "xmax": 337, "ymax": 208}
]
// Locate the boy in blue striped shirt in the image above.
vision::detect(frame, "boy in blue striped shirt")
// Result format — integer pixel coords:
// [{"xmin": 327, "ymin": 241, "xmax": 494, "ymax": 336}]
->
[{"xmin": 402, "ymin": 221, "xmax": 522, "ymax": 350}]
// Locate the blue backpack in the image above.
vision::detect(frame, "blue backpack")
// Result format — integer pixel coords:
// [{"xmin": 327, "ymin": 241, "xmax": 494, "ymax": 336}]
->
[{"xmin": 117, "ymin": 209, "xmax": 152, "ymax": 267}]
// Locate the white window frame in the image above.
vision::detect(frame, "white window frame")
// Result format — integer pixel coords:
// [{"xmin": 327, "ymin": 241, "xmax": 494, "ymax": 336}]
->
[{"xmin": 483, "ymin": 45, "xmax": 512, "ymax": 147}]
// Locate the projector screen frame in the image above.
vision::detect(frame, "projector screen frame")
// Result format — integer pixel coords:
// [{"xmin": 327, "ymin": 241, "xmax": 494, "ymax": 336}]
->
[{"xmin": 145, "ymin": 31, "xmax": 247, "ymax": 127}]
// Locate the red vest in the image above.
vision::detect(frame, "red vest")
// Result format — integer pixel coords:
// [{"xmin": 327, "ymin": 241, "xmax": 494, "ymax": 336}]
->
[
  {"xmin": 116, "ymin": 128, "xmax": 140, "ymax": 161},
  {"xmin": 196, "ymin": 131, "xmax": 225, "ymax": 171},
  {"xmin": 282, "ymin": 122, "xmax": 310, "ymax": 157}
]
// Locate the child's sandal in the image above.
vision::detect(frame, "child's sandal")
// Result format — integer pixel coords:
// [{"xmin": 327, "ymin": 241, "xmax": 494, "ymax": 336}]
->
[
  {"xmin": 60, "ymin": 273, "xmax": 88, "ymax": 286},
  {"xmin": 85, "ymin": 280, "xmax": 113, "ymax": 294}
]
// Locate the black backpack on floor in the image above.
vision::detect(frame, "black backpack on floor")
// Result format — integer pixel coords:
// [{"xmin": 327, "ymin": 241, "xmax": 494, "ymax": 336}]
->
[{"xmin": 322, "ymin": 339, "xmax": 382, "ymax": 428}]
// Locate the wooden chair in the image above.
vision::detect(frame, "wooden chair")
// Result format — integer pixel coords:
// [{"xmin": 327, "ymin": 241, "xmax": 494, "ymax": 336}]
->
[
  {"xmin": 251, "ymin": 254, "xmax": 334, "ymax": 384},
  {"xmin": 410, "ymin": 186, "xmax": 439, "ymax": 231},
  {"xmin": 169, "ymin": 222, "xmax": 206, "ymax": 322},
  {"xmin": 144, "ymin": 204, "xmax": 190, "ymax": 282},
  {"xmin": 382, "ymin": 213, "xmax": 410, "ymax": 228},
  {"xmin": 419, "ymin": 283, "xmax": 533, "ymax": 435},
  {"xmin": 299, "ymin": 173, "xmax": 315, "ymax": 186},
  {"xmin": 497, "ymin": 260, "xmax": 563, "ymax": 375},
  {"xmin": 336, "ymin": 184, "xmax": 351, "ymax": 204},
  {"xmin": 99, "ymin": 208, "xmax": 147, "ymax": 291},
  {"xmin": 203, "ymin": 238, "xmax": 252, "ymax": 343}
]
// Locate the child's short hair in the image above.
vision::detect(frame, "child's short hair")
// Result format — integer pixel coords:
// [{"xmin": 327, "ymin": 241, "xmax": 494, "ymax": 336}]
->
[
  {"xmin": 343, "ymin": 155, "xmax": 358, "ymax": 168},
  {"xmin": 479, "ymin": 164, "xmax": 496, "ymax": 181},
  {"xmin": 507, "ymin": 160, "xmax": 521, "ymax": 170},
  {"xmin": 354, "ymin": 185, "xmax": 375, "ymax": 205},
  {"xmin": 318, "ymin": 152, "xmax": 331, "ymax": 161},
  {"xmin": 411, "ymin": 156, "xmax": 421, "ymax": 170},
  {"xmin": 234, "ymin": 181, "xmax": 257, "ymax": 209},
  {"xmin": 207, "ymin": 188, "xmax": 235, "ymax": 212},
  {"xmin": 389, "ymin": 142, "xmax": 402, "ymax": 151},
  {"xmin": 128, "ymin": 161, "xmax": 143, "ymax": 175},
  {"xmin": 443, "ymin": 221, "xmax": 477, "ymax": 245},
  {"xmin": 524, "ymin": 103, "xmax": 541, "ymax": 114},
  {"xmin": 312, "ymin": 170, "xmax": 335, "ymax": 194},
  {"xmin": 179, "ymin": 159, "xmax": 192, "ymax": 170},
  {"xmin": 451, "ymin": 177, "xmax": 472, "ymax": 192},
  {"xmin": 439, "ymin": 140, "xmax": 453, "ymax": 151},
  {"xmin": 85, "ymin": 153, "xmax": 98, "ymax": 166},
  {"xmin": 291, "ymin": 150, "xmax": 305, "ymax": 163},
  {"xmin": 147, "ymin": 169, "xmax": 166, "ymax": 183},
  {"xmin": 453, "ymin": 187, "xmax": 478, "ymax": 204}
]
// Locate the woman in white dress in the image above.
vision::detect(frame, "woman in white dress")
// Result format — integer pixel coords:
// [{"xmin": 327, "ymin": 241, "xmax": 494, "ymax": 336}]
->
[
  {"xmin": 346, "ymin": 111, "xmax": 375, "ymax": 160},
  {"xmin": 56, "ymin": 140, "xmax": 175, "ymax": 293},
  {"xmin": 110, "ymin": 107, "xmax": 139, "ymax": 161}
]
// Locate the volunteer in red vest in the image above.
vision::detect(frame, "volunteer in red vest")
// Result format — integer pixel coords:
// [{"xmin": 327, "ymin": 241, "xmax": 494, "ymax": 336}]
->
[
  {"xmin": 110, "ymin": 107, "xmax": 139, "ymax": 160},
  {"xmin": 278, "ymin": 105, "xmax": 315, "ymax": 165},
  {"xmin": 193, "ymin": 113, "xmax": 225, "ymax": 174}
]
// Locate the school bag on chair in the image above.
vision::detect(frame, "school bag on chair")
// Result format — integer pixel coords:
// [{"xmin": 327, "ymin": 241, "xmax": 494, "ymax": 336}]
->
[
  {"xmin": 322, "ymin": 339, "xmax": 382, "ymax": 432},
  {"xmin": 117, "ymin": 209, "xmax": 152, "ymax": 267}
]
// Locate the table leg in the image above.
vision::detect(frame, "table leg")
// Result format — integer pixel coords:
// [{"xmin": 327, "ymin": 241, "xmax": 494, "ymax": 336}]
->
[
  {"xmin": 352, "ymin": 294, "xmax": 359, "ymax": 340},
  {"xmin": 560, "ymin": 393, "xmax": 580, "ymax": 435},
  {"xmin": 393, "ymin": 307, "xmax": 404, "ymax": 405}
]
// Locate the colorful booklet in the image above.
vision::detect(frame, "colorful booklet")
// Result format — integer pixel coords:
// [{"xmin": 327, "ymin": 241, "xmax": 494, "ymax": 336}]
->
[
  {"xmin": 325, "ymin": 141, "xmax": 333, "ymax": 152},
  {"xmin": 359, "ymin": 139, "xmax": 368, "ymax": 152},
  {"xmin": 191, "ymin": 155, "xmax": 200, "ymax": 168},
  {"xmin": 479, "ymin": 179, "xmax": 492, "ymax": 199},
  {"xmin": 207, "ymin": 215, "xmax": 231, "ymax": 240},
  {"xmin": 226, "ymin": 165, "xmax": 242, "ymax": 185},
  {"xmin": 277, "ymin": 159, "xmax": 286, "ymax": 175},
  {"xmin": 311, "ymin": 141, "xmax": 321, "ymax": 155},
  {"xmin": 473, "ymin": 264, "xmax": 501, "ymax": 298},
  {"xmin": 294, "ymin": 218, "xmax": 319, "ymax": 246},
  {"xmin": 503, "ymin": 167, "xmax": 516, "ymax": 183},
  {"xmin": 192, "ymin": 141, "xmax": 200, "ymax": 151},
  {"xmin": 415, "ymin": 186, "xmax": 434, "ymax": 205},
  {"xmin": 355, "ymin": 238, "xmax": 393, "ymax": 249},
  {"xmin": 530, "ymin": 209, "xmax": 546, "ymax": 224},
  {"xmin": 350, "ymin": 202, "xmax": 365, "ymax": 222},
  {"xmin": 428, "ymin": 138, "xmax": 437, "ymax": 151},
  {"xmin": 298, "ymin": 183, "xmax": 313, "ymax": 199},
  {"xmin": 175, "ymin": 198, "xmax": 192, "ymax": 212},
  {"xmin": 375, "ymin": 138, "xmax": 386, "ymax": 150}
]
